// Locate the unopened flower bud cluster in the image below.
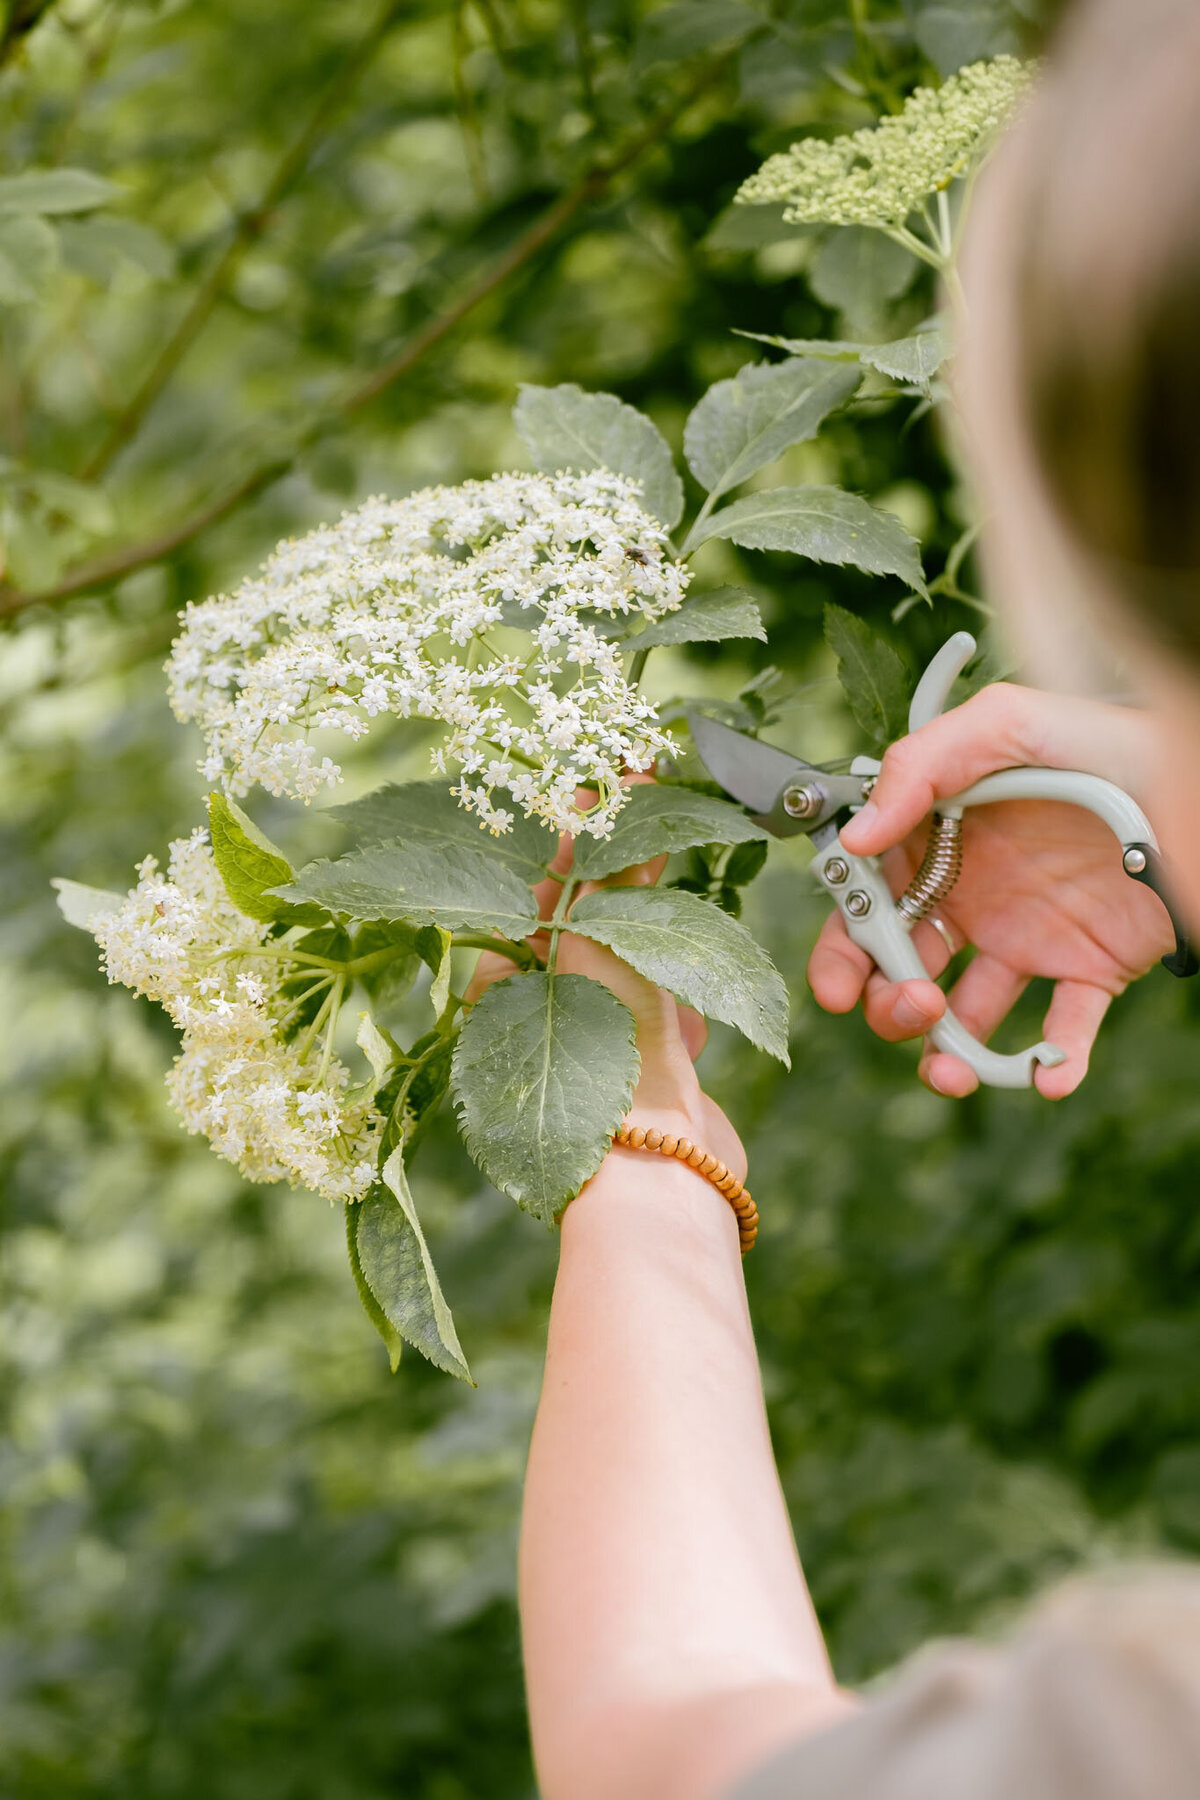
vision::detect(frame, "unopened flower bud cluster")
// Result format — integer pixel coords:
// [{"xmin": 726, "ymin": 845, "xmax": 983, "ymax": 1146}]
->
[
  {"xmin": 735, "ymin": 56, "xmax": 1032, "ymax": 230},
  {"xmin": 168, "ymin": 470, "xmax": 689, "ymax": 839},
  {"xmin": 92, "ymin": 829, "xmax": 381, "ymax": 1202}
]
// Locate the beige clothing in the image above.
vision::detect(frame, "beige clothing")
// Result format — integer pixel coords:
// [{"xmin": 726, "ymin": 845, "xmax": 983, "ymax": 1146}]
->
[{"xmin": 729, "ymin": 1571, "xmax": 1200, "ymax": 1800}]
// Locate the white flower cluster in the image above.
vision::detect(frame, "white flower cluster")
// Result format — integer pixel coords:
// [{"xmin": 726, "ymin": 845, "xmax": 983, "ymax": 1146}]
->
[
  {"xmin": 168, "ymin": 470, "xmax": 689, "ymax": 839},
  {"xmin": 93, "ymin": 829, "xmax": 381, "ymax": 1202},
  {"xmin": 735, "ymin": 57, "xmax": 1032, "ymax": 229}
]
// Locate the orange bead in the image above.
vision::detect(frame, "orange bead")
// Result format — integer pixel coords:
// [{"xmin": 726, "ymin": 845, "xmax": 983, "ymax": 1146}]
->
[
  {"xmin": 659, "ymin": 1134, "xmax": 678, "ymax": 1156},
  {"xmin": 674, "ymin": 1138, "xmax": 692, "ymax": 1160},
  {"xmin": 644, "ymin": 1128, "xmax": 663, "ymax": 1150},
  {"xmin": 629, "ymin": 1126, "xmax": 647, "ymax": 1148}
]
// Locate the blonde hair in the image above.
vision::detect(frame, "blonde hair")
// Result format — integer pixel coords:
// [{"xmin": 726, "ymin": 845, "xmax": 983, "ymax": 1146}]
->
[{"xmin": 1014, "ymin": 0, "xmax": 1200, "ymax": 659}]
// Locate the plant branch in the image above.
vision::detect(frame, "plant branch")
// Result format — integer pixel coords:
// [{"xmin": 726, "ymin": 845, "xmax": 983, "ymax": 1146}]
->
[
  {"xmin": 0, "ymin": 0, "xmax": 55, "ymax": 67},
  {"xmin": 78, "ymin": 0, "xmax": 407, "ymax": 482},
  {"xmin": 0, "ymin": 52, "xmax": 733, "ymax": 625}
]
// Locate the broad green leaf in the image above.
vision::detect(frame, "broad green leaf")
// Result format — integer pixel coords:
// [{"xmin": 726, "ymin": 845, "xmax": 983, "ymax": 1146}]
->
[
  {"xmin": 683, "ymin": 358, "xmax": 860, "ymax": 502},
  {"xmin": 569, "ymin": 885, "xmax": 790, "ymax": 1063},
  {"xmin": 208, "ymin": 792, "xmax": 325, "ymax": 926},
  {"xmin": 346, "ymin": 1202, "xmax": 404, "ymax": 1374},
  {"xmin": 571, "ymin": 785, "xmax": 767, "ymax": 882},
  {"xmin": 704, "ymin": 201, "xmax": 804, "ymax": 251},
  {"xmin": 0, "ymin": 168, "xmax": 121, "ymax": 215},
  {"xmin": 635, "ymin": 1, "xmax": 764, "ymax": 71},
  {"xmin": 688, "ymin": 485, "xmax": 927, "ymax": 595},
  {"xmin": 0, "ymin": 215, "xmax": 57, "ymax": 302},
  {"xmin": 52, "ymin": 879, "xmax": 123, "ymax": 930},
  {"xmin": 330, "ymin": 779, "xmax": 555, "ymax": 884},
  {"xmin": 354, "ymin": 1151, "xmax": 473, "ymax": 1382},
  {"xmin": 58, "ymin": 215, "xmax": 176, "ymax": 282},
  {"xmin": 626, "ymin": 587, "xmax": 766, "ymax": 648},
  {"xmin": 514, "ymin": 383, "xmax": 684, "ymax": 530},
  {"xmin": 809, "ymin": 228, "xmax": 919, "ymax": 328},
  {"xmin": 824, "ymin": 601, "xmax": 912, "ymax": 749},
  {"xmin": 277, "ymin": 840, "xmax": 541, "ymax": 938},
  {"xmin": 450, "ymin": 972, "xmax": 638, "ymax": 1221}
]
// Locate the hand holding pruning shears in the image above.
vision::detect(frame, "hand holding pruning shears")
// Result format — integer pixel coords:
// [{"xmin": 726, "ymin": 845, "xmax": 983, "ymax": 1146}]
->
[{"xmin": 693, "ymin": 634, "xmax": 1196, "ymax": 1097}]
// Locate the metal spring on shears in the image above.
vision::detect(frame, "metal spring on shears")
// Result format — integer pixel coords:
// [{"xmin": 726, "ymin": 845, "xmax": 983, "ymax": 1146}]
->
[{"xmin": 896, "ymin": 813, "xmax": 963, "ymax": 924}]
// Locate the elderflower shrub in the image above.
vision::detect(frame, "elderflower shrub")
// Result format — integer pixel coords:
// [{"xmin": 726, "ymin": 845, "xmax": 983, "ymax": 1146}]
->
[
  {"xmin": 735, "ymin": 55, "xmax": 1033, "ymax": 229},
  {"xmin": 84, "ymin": 830, "xmax": 382, "ymax": 1202},
  {"xmin": 167, "ymin": 469, "xmax": 689, "ymax": 840}
]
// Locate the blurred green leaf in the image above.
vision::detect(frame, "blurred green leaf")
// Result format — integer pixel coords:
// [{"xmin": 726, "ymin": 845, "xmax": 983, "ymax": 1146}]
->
[
  {"xmin": 0, "ymin": 167, "xmax": 121, "ymax": 213},
  {"xmin": 635, "ymin": 0, "xmax": 765, "ymax": 70}
]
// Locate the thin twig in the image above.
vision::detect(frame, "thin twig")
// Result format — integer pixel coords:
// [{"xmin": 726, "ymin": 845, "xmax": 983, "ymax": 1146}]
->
[
  {"xmin": 0, "ymin": 52, "xmax": 733, "ymax": 623},
  {"xmin": 78, "ymin": 0, "xmax": 408, "ymax": 481}
]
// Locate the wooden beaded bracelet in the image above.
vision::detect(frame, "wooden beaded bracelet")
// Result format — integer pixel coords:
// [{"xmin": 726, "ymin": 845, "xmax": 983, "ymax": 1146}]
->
[{"xmin": 613, "ymin": 1121, "xmax": 758, "ymax": 1254}]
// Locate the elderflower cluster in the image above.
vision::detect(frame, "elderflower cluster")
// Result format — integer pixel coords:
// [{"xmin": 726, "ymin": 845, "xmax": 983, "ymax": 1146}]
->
[
  {"xmin": 735, "ymin": 56, "xmax": 1033, "ymax": 229},
  {"xmin": 93, "ymin": 829, "xmax": 381, "ymax": 1202},
  {"xmin": 168, "ymin": 470, "xmax": 690, "ymax": 839}
]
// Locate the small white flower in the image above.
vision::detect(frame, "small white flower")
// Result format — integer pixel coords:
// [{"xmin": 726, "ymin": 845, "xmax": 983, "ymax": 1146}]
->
[
  {"xmin": 93, "ymin": 829, "xmax": 382, "ymax": 1203},
  {"xmin": 167, "ymin": 470, "xmax": 688, "ymax": 838}
]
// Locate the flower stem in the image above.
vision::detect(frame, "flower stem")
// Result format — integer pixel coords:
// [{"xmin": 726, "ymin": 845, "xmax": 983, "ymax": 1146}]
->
[
  {"xmin": 451, "ymin": 931, "xmax": 542, "ymax": 970},
  {"xmin": 545, "ymin": 875, "xmax": 579, "ymax": 977}
]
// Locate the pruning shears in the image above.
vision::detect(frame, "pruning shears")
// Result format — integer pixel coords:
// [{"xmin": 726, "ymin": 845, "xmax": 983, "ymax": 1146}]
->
[{"xmin": 690, "ymin": 631, "xmax": 1197, "ymax": 1089}]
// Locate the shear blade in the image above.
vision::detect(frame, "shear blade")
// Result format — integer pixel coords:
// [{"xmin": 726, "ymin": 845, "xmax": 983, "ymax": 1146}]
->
[{"xmin": 686, "ymin": 711, "xmax": 811, "ymax": 815}]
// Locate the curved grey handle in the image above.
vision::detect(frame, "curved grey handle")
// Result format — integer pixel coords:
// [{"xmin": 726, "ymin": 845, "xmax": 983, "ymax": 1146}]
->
[{"xmin": 819, "ymin": 631, "xmax": 1169, "ymax": 1087}]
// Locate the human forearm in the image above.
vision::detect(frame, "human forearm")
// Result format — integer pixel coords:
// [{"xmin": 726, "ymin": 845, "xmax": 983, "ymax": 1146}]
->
[{"xmin": 520, "ymin": 1138, "xmax": 853, "ymax": 1800}]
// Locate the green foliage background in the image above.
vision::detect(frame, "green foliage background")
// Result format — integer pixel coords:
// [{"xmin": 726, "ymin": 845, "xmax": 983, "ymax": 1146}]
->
[{"xmin": 2, "ymin": 2, "xmax": 1198, "ymax": 1794}]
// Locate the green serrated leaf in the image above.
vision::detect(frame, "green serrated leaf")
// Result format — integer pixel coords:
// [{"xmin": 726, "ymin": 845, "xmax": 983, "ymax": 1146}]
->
[
  {"xmin": 208, "ymin": 792, "xmax": 325, "ymax": 926},
  {"xmin": 824, "ymin": 601, "xmax": 913, "ymax": 748},
  {"xmin": 427, "ymin": 927, "xmax": 454, "ymax": 1020},
  {"xmin": 330, "ymin": 779, "xmax": 555, "ymax": 884},
  {"xmin": 355, "ymin": 1153, "xmax": 473, "ymax": 1382},
  {"xmin": 683, "ymin": 358, "xmax": 860, "ymax": 505},
  {"xmin": 451, "ymin": 972, "xmax": 638, "ymax": 1221},
  {"xmin": 689, "ymin": 485, "xmax": 927, "ymax": 595},
  {"xmin": 568, "ymin": 885, "xmax": 790, "ymax": 1063},
  {"xmin": 276, "ymin": 841, "xmax": 541, "ymax": 938},
  {"xmin": 624, "ymin": 587, "xmax": 766, "ymax": 648},
  {"xmin": 915, "ymin": 5, "xmax": 1021, "ymax": 77},
  {"xmin": 514, "ymin": 383, "xmax": 684, "ymax": 530},
  {"xmin": 346, "ymin": 1203, "xmax": 404, "ymax": 1374},
  {"xmin": 52, "ymin": 878, "xmax": 124, "ymax": 930},
  {"xmin": 738, "ymin": 323, "xmax": 952, "ymax": 394},
  {"xmin": 571, "ymin": 785, "xmax": 767, "ymax": 882},
  {"xmin": 0, "ymin": 168, "xmax": 121, "ymax": 215},
  {"xmin": 723, "ymin": 838, "xmax": 768, "ymax": 887}
]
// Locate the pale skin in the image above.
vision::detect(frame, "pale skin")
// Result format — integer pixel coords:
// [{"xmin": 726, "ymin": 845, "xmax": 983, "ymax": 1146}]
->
[{"xmin": 491, "ymin": 108, "xmax": 1200, "ymax": 1800}]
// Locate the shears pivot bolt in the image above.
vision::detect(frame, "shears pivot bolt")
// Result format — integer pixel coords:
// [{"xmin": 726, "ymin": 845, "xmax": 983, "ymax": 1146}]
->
[
  {"xmin": 824, "ymin": 857, "xmax": 849, "ymax": 885},
  {"xmin": 860, "ymin": 776, "xmax": 877, "ymax": 800},
  {"xmin": 783, "ymin": 782, "xmax": 823, "ymax": 819},
  {"xmin": 845, "ymin": 890, "xmax": 873, "ymax": 918},
  {"xmin": 1123, "ymin": 847, "xmax": 1148, "ymax": 875}
]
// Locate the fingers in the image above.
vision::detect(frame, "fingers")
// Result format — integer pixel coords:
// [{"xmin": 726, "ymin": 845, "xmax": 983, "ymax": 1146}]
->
[
  {"xmin": 838, "ymin": 685, "xmax": 1153, "ymax": 862},
  {"xmin": 919, "ymin": 954, "xmax": 1028, "ymax": 1097},
  {"xmin": 1033, "ymin": 980, "xmax": 1112, "ymax": 1099},
  {"xmin": 809, "ymin": 908, "xmax": 950, "ymax": 1039}
]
